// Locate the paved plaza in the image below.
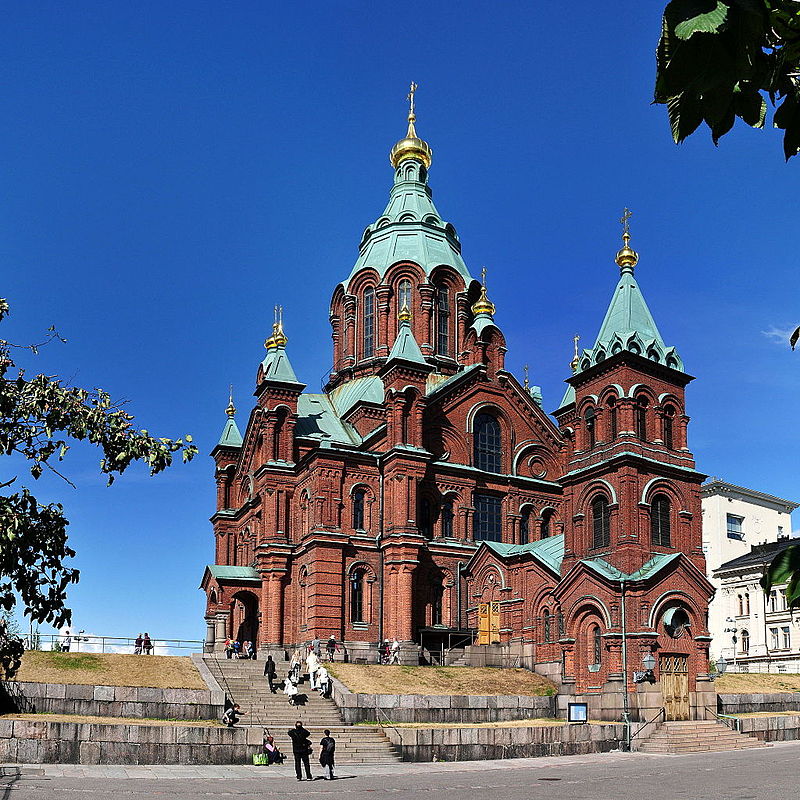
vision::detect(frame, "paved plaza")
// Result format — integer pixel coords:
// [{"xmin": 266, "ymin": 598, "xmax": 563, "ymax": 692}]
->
[{"xmin": 0, "ymin": 741, "xmax": 795, "ymax": 799}]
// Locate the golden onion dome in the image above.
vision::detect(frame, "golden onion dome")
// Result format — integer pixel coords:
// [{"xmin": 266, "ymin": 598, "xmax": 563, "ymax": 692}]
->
[
  {"xmin": 389, "ymin": 82, "xmax": 432, "ymax": 169},
  {"xmin": 615, "ymin": 232, "xmax": 639, "ymax": 269},
  {"xmin": 398, "ymin": 301, "xmax": 412, "ymax": 324},
  {"xmin": 226, "ymin": 385, "xmax": 236, "ymax": 417},
  {"xmin": 471, "ymin": 284, "xmax": 495, "ymax": 317}
]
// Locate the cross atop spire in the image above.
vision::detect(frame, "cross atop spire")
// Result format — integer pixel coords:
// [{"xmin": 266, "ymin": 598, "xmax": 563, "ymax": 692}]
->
[
  {"xmin": 523, "ymin": 364, "xmax": 529, "ymax": 390},
  {"xmin": 615, "ymin": 207, "xmax": 639, "ymax": 272},
  {"xmin": 570, "ymin": 333, "xmax": 580, "ymax": 372},
  {"xmin": 226, "ymin": 384, "xmax": 236, "ymax": 417},
  {"xmin": 407, "ymin": 81, "xmax": 418, "ymax": 118}
]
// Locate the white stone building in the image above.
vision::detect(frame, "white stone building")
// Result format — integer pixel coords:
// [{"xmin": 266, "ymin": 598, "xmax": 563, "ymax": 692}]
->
[{"xmin": 701, "ymin": 478, "xmax": 799, "ymax": 672}]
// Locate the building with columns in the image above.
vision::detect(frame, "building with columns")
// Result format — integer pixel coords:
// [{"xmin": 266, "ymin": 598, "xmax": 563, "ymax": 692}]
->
[{"xmin": 201, "ymin": 92, "xmax": 716, "ymax": 720}]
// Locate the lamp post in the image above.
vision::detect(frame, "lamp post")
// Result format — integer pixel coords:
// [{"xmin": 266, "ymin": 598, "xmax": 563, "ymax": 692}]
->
[
  {"xmin": 724, "ymin": 617, "xmax": 738, "ymax": 672},
  {"xmin": 715, "ymin": 655, "xmax": 727, "ymax": 678}
]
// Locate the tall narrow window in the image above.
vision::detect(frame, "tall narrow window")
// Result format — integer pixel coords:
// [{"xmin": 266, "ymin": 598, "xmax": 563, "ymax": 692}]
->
[
  {"xmin": 636, "ymin": 396, "xmax": 648, "ymax": 440},
  {"xmin": 745, "ymin": 592, "xmax": 751, "ymax": 615},
  {"xmin": 585, "ymin": 407, "xmax": 596, "ymax": 449},
  {"xmin": 363, "ymin": 286, "xmax": 375, "ymax": 358},
  {"xmin": 474, "ymin": 413, "xmax": 502, "ymax": 473},
  {"xmin": 441, "ymin": 500, "xmax": 454, "ymax": 538},
  {"xmin": 608, "ymin": 398, "xmax": 618, "ymax": 440},
  {"xmin": 540, "ymin": 509, "xmax": 554, "ymax": 539},
  {"xmin": 436, "ymin": 285, "xmax": 450, "ymax": 356},
  {"xmin": 543, "ymin": 609, "xmax": 552, "ymax": 642},
  {"xmin": 737, "ymin": 594, "xmax": 744, "ymax": 616},
  {"xmin": 592, "ymin": 496, "xmax": 610, "ymax": 549},
  {"xmin": 592, "ymin": 625, "xmax": 602, "ymax": 666},
  {"xmin": 431, "ymin": 585, "xmax": 443, "ymax": 626},
  {"xmin": 663, "ymin": 405, "xmax": 675, "ymax": 449},
  {"xmin": 350, "ymin": 569, "xmax": 364, "ymax": 623},
  {"xmin": 473, "ymin": 493, "xmax": 502, "ymax": 542},
  {"xmin": 741, "ymin": 629, "xmax": 750, "ymax": 654},
  {"xmin": 650, "ymin": 494, "xmax": 671, "ymax": 547},
  {"xmin": 520, "ymin": 507, "xmax": 531, "ymax": 544},
  {"xmin": 558, "ymin": 609, "xmax": 565, "ymax": 638},
  {"xmin": 419, "ymin": 497, "xmax": 433, "ymax": 539},
  {"xmin": 397, "ymin": 279, "xmax": 412, "ymax": 318},
  {"xmin": 352, "ymin": 489, "xmax": 365, "ymax": 530}
]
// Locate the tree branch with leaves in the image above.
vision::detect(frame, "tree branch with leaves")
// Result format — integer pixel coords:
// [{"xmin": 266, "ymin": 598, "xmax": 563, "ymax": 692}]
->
[{"xmin": 0, "ymin": 298, "xmax": 197, "ymax": 678}]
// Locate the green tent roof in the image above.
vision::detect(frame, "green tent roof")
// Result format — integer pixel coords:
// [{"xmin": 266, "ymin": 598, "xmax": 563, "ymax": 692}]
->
[
  {"xmin": 483, "ymin": 534, "xmax": 564, "ymax": 575},
  {"xmin": 207, "ymin": 565, "xmax": 260, "ymax": 582},
  {"xmin": 216, "ymin": 416, "xmax": 243, "ymax": 449}
]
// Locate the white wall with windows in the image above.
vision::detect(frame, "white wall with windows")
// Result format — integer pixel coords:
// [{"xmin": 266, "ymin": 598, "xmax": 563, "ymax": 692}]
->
[{"xmin": 702, "ymin": 478, "xmax": 798, "ymax": 672}]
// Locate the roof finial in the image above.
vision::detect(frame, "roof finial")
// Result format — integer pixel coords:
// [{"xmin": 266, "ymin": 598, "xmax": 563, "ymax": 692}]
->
[
  {"xmin": 523, "ymin": 364, "xmax": 530, "ymax": 391},
  {"xmin": 390, "ymin": 82, "xmax": 432, "ymax": 169},
  {"xmin": 273, "ymin": 304, "xmax": 288, "ymax": 348},
  {"xmin": 615, "ymin": 207, "xmax": 639, "ymax": 272},
  {"xmin": 471, "ymin": 266, "xmax": 496, "ymax": 316},
  {"xmin": 398, "ymin": 299, "xmax": 412, "ymax": 324},
  {"xmin": 570, "ymin": 333, "xmax": 580, "ymax": 372},
  {"xmin": 226, "ymin": 384, "xmax": 236, "ymax": 417}
]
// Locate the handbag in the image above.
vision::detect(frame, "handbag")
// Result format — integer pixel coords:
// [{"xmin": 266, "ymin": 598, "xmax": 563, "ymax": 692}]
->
[{"xmin": 252, "ymin": 753, "xmax": 269, "ymax": 766}]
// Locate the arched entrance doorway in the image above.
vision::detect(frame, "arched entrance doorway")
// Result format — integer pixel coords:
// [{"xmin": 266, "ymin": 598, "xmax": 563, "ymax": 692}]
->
[{"xmin": 230, "ymin": 591, "xmax": 260, "ymax": 647}]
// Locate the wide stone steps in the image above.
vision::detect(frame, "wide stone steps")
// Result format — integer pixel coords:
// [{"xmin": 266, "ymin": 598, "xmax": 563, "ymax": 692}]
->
[
  {"xmin": 638, "ymin": 721, "xmax": 769, "ymax": 754},
  {"xmin": 205, "ymin": 657, "xmax": 400, "ymax": 763}
]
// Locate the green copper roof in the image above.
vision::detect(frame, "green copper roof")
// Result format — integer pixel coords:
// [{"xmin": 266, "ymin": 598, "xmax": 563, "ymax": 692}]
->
[
  {"xmin": 581, "ymin": 552, "xmax": 681, "ymax": 582},
  {"xmin": 575, "ymin": 263, "xmax": 683, "ymax": 376},
  {"xmin": 207, "ymin": 565, "xmax": 260, "ymax": 582},
  {"xmin": 217, "ymin": 416, "xmax": 243, "ymax": 449},
  {"xmin": 261, "ymin": 342, "xmax": 301, "ymax": 384},
  {"xmin": 329, "ymin": 375, "xmax": 384, "ymax": 418},
  {"xmin": 343, "ymin": 159, "xmax": 474, "ymax": 290},
  {"xmin": 296, "ymin": 394, "xmax": 362, "ymax": 446},
  {"xmin": 385, "ymin": 316, "xmax": 427, "ymax": 366},
  {"xmin": 483, "ymin": 533, "xmax": 564, "ymax": 575}
]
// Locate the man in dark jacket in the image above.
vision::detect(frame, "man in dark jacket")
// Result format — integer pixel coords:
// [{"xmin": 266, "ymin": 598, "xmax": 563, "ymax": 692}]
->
[
  {"xmin": 264, "ymin": 655, "xmax": 277, "ymax": 693},
  {"xmin": 319, "ymin": 729, "xmax": 336, "ymax": 780},
  {"xmin": 287, "ymin": 721, "xmax": 313, "ymax": 781}
]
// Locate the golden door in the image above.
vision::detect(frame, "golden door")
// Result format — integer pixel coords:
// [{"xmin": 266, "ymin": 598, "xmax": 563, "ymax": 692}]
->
[
  {"xmin": 660, "ymin": 654, "xmax": 689, "ymax": 721},
  {"xmin": 489, "ymin": 602, "xmax": 500, "ymax": 643},
  {"xmin": 477, "ymin": 602, "xmax": 501, "ymax": 645}
]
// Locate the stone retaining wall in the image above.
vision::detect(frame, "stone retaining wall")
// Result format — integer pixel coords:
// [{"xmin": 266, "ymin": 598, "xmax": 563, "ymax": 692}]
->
[
  {"xmin": 330, "ymin": 678, "xmax": 556, "ymax": 724},
  {"xmin": 718, "ymin": 693, "xmax": 800, "ymax": 715},
  {"xmin": 0, "ymin": 719, "xmax": 259, "ymax": 765},
  {"xmin": 7, "ymin": 682, "xmax": 225, "ymax": 722},
  {"xmin": 383, "ymin": 722, "xmax": 624, "ymax": 761},
  {"xmin": 737, "ymin": 713, "xmax": 800, "ymax": 742}
]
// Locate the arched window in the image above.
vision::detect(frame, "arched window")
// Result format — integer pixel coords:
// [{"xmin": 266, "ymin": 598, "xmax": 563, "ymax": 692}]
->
[
  {"xmin": 663, "ymin": 405, "xmax": 675, "ymax": 449},
  {"xmin": 650, "ymin": 494, "xmax": 671, "ymax": 547},
  {"xmin": 557, "ymin": 609, "xmax": 565, "ymax": 638},
  {"xmin": 737, "ymin": 594, "xmax": 744, "ymax": 616},
  {"xmin": 398, "ymin": 279, "xmax": 412, "ymax": 317},
  {"xmin": 520, "ymin": 507, "xmax": 531, "ymax": 544},
  {"xmin": 431, "ymin": 584, "xmax": 443, "ymax": 626},
  {"xmin": 592, "ymin": 625, "xmax": 602, "ymax": 666},
  {"xmin": 592, "ymin": 496, "xmax": 610, "ymax": 549},
  {"xmin": 473, "ymin": 493, "xmax": 502, "ymax": 542},
  {"xmin": 441, "ymin": 500, "xmax": 454, "ymax": 538},
  {"xmin": 540, "ymin": 508, "xmax": 554, "ymax": 539},
  {"xmin": 543, "ymin": 609, "xmax": 552, "ymax": 642},
  {"xmin": 350, "ymin": 569, "xmax": 365, "ymax": 623},
  {"xmin": 352, "ymin": 489, "xmax": 366, "ymax": 530},
  {"xmin": 585, "ymin": 407, "xmax": 596, "ymax": 449},
  {"xmin": 436, "ymin": 285, "xmax": 450, "ymax": 356},
  {"xmin": 635, "ymin": 396, "xmax": 648, "ymax": 440},
  {"xmin": 745, "ymin": 592, "xmax": 750, "ymax": 615},
  {"xmin": 363, "ymin": 286, "xmax": 375, "ymax": 358},
  {"xmin": 419, "ymin": 497, "xmax": 433, "ymax": 539},
  {"xmin": 741, "ymin": 629, "xmax": 750, "ymax": 654},
  {"xmin": 608, "ymin": 398, "xmax": 618, "ymax": 440},
  {"xmin": 474, "ymin": 413, "xmax": 502, "ymax": 473}
]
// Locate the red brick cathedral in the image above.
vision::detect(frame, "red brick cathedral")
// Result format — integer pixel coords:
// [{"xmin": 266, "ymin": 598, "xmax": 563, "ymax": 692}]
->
[{"xmin": 202, "ymin": 94, "xmax": 715, "ymax": 719}]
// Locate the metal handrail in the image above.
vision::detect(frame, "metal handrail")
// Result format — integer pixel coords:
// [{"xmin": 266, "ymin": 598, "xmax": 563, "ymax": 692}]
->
[
  {"xmin": 375, "ymin": 703, "xmax": 403, "ymax": 747},
  {"xmin": 629, "ymin": 707, "xmax": 665, "ymax": 741},
  {"xmin": 27, "ymin": 634, "xmax": 205, "ymax": 655},
  {"xmin": 704, "ymin": 705, "xmax": 741, "ymax": 732},
  {"xmin": 209, "ymin": 653, "xmax": 238, "ymax": 716}
]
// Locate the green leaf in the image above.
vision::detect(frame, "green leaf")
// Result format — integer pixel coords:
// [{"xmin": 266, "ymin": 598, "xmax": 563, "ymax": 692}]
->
[
  {"xmin": 733, "ymin": 85, "xmax": 767, "ymax": 127},
  {"xmin": 674, "ymin": 1, "xmax": 729, "ymax": 39}
]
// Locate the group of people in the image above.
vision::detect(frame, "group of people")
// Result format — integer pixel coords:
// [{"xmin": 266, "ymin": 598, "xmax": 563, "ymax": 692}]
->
[
  {"xmin": 379, "ymin": 637, "xmax": 401, "ymax": 665},
  {"xmin": 133, "ymin": 633, "xmax": 153, "ymax": 655},
  {"xmin": 223, "ymin": 638, "xmax": 256, "ymax": 659},
  {"xmin": 263, "ymin": 647, "xmax": 332, "ymax": 706},
  {"xmin": 287, "ymin": 722, "xmax": 336, "ymax": 781}
]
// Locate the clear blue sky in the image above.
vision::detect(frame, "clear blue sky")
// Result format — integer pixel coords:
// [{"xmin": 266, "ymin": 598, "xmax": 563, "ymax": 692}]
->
[{"xmin": 2, "ymin": 2, "xmax": 797, "ymax": 643}]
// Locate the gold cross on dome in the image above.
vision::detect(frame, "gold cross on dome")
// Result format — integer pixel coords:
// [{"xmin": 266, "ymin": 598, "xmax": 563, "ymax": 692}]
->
[
  {"xmin": 573, "ymin": 333, "xmax": 580, "ymax": 359},
  {"xmin": 481, "ymin": 266, "xmax": 487, "ymax": 286},
  {"xmin": 620, "ymin": 207, "xmax": 633, "ymax": 238},
  {"xmin": 407, "ymin": 82, "xmax": 418, "ymax": 115},
  {"xmin": 523, "ymin": 364, "xmax": 529, "ymax": 390}
]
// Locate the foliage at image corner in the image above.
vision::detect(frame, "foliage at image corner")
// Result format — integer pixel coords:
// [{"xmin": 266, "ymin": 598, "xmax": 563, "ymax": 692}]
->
[
  {"xmin": 0, "ymin": 297, "xmax": 197, "ymax": 680},
  {"xmin": 761, "ymin": 543, "xmax": 800, "ymax": 607},
  {"xmin": 655, "ymin": 1, "xmax": 800, "ymax": 161}
]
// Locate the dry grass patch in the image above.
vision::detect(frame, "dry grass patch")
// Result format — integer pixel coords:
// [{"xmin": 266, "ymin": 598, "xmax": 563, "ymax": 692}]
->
[
  {"xmin": 15, "ymin": 651, "xmax": 206, "ymax": 690},
  {"xmin": 0, "ymin": 713, "xmax": 219, "ymax": 727},
  {"xmin": 716, "ymin": 672, "xmax": 800, "ymax": 694},
  {"xmin": 328, "ymin": 664, "xmax": 556, "ymax": 696}
]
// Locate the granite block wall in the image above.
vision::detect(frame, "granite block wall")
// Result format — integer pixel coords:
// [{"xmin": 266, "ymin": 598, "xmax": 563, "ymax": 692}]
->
[{"xmin": 718, "ymin": 693, "xmax": 800, "ymax": 715}]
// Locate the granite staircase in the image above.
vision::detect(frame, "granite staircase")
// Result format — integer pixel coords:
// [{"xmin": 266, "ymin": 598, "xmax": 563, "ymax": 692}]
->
[
  {"xmin": 205, "ymin": 657, "xmax": 401, "ymax": 764},
  {"xmin": 638, "ymin": 720, "xmax": 770, "ymax": 754}
]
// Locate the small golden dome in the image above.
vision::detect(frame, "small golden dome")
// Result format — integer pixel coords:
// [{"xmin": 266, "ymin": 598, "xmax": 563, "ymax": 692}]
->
[
  {"xmin": 398, "ymin": 301, "xmax": 412, "ymax": 323},
  {"xmin": 471, "ymin": 284, "xmax": 495, "ymax": 317},
  {"xmin": 389, "ymin": 82, "xmax": 432, "ymax": 169},
  {"xmin": 265, "ymin": 305, "xmax": 288, "ymax": 350},
  {"xmin": 272, "ymin": 320, "xmax": 288, "ymax": 348},
  {"xmin": 226, "ymin": 385, "xmax": 236, "ymax": 417},
  {"xmin": 615, "ymin": 232, "xmax": 639, "ymax": 269}
]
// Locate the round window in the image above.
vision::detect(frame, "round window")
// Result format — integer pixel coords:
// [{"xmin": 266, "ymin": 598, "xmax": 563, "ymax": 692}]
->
[{"xmin": 662, "ymin": 606, "xmax": 691, "ymax": 639}]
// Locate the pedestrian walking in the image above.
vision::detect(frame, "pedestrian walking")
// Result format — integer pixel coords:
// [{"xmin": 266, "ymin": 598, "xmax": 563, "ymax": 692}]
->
[
  {"xmin": 264, "ymin": 655, "xmax": 278, "ymax": 693},
  {"xmin": 312, "ymin": 637, "xmax": 322, "ymax": 658},
  {"xmin": 316, "ymin": 665, "xmax": 331, "ymax": 697},
  {"xmin": 287, "ymin": 721, "xmax": 313, "ymax": 781},
  {"xmin": 319, "ymin": 729, "xmax": 336, "ymax": 780},
  {"xmin": 142, "ymin": 633, "xmax": 153, "ymax": 655},
  {"xmin": 283, "ymin": 677, "xmax": 299, "ymax": 705},
  {"xmin": 306, "ymin": 650, "xmax": 320, "ymax": 690},
  {"xmin": 134, "ymin": 634, "xmax": 143, "ymax": 655},
  {"xmin": 390, "ymin": 637, "xmax": 401, "ymax": 664},
  {"xmin": 326, "ymin": 636, "xmax": 336, "ymax": 662},
  {"xmin": 290, "ymin": 648, "xmax": 302, "ymax": 682}
]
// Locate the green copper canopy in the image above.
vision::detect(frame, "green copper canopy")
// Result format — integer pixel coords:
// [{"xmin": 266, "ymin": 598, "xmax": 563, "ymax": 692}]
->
[
  {"xmin": 217, "ymin": 415, "xmax": 243, "ymax": 449},
  {"xmin": 343, "ymin": 155, "xmax": 474, "ymax": 291},
  {"xmin": 385, "ymin": 313, "xmax": 428, "ymax": 367}
]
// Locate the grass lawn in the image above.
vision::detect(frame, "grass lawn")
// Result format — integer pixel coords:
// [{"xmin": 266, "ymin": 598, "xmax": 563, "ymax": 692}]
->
[
  {"xmin": 715, "ymin": 672, "xmax": 800, "ymax": 693},
  {"xmin": 14, "ymin": 651, "xmax": 206, "ymax": 690},
  {"xmin": 327, "ymin": 664, "xmax": 557, "ymax": 696}
]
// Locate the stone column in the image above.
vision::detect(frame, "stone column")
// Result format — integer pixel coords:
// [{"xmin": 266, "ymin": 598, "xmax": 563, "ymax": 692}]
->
[
  {"xmin": 215, "ymin": 612, "xmax": 230, "ymax": 651},
  {"xmin": 418, "ymin": 285, "xmax": 435, "ymax": 355},
  {"xmin": 204, "ymin": 616, "xmax": 216, "ymax": 653},
  {"xmin": 261, "ymin": 574, "xmax": 285, "ymax": 646},
  {"xmin": 376, "ymin": 285, "xmax": 391, "ymax": 357},
  {"xmin": 396, "ymin": 565, "xmax": 415, "ymax": 641}
]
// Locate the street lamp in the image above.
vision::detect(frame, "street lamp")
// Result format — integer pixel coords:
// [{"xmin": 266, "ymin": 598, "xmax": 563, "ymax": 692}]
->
[
  {"xmin": 714, "ymin": 655, "xmax": 727, "ymax": 680},
  {"xmin": 724, "ymin": 617, "xmax": 738, "ymax": 672},
  {"xmin": 634, "ymin": 652, "xmax": 657, "ymax": 684}
]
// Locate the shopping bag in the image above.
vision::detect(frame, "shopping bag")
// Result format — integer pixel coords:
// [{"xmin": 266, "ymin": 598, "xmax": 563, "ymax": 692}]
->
[{"xmin": 252, "ymin": 753, "xmax": 269, "ymax": 766}]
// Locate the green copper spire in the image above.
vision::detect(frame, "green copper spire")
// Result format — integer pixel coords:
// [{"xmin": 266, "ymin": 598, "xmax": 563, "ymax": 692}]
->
[
  {"xmin": 217, "ymin": 386, "xmax": 243, "ymax": 448},
  {"xmin": 261, "ymin": 305, "xmax": 302, "ymax": 385},
  {"xmin": 469, "ymin": 267, "xmax": 499, "ymax": 337},
  {"xmin": 385, "ymin": 303, "xmax": 428, "ymax": 366},
  {"xmin": 343, "ymin": 86, "xmax": 474, "ymax": 291},
  {"xmin": 574, "ymin": 211, "xmax": 683, "ymax": 376}
]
